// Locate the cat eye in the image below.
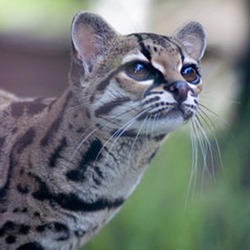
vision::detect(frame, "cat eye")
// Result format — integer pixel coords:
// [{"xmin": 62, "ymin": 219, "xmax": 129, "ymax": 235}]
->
[
  {"xmin": 181, "ymin": 65, "xmax": 200, "ymax": 85},
  {"xmin": 124, "ymin": 61, "xmax": 154, "ymax": 81}
]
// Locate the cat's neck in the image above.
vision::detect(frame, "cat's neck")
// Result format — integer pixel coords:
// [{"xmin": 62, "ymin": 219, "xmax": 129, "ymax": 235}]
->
[{"xmin": 34, "ymin": 89, "xmax": 164, "ymax": 199}]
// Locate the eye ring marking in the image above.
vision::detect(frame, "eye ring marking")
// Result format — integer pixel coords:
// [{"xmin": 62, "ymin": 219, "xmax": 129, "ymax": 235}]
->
[{"xmin": 181, "ymin": 64, "xmax": 200, "ymax": 85}]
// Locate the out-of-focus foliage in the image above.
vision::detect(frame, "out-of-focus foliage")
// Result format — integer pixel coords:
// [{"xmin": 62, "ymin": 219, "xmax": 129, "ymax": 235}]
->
[{"xmin": 0, "ymin": 0, "xmax": 91, "ymax": 38}]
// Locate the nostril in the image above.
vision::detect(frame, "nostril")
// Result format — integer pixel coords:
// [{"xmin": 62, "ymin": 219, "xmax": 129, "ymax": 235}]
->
[{"xmin": 166, "ymin": 81, "xmax": 190, "ymax": 103}]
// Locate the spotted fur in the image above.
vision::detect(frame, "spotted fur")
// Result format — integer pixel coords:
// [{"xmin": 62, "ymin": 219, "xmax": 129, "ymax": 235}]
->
[{"xmin": 0, "ymin": 12, "xmax": 206, "ymax": 249}]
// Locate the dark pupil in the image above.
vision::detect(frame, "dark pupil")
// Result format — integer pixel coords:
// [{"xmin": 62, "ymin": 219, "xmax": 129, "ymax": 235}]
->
[
  {"xmin": 126, "ymin": 62, "xmax": 149, "ymax": 80},
  {"xmin": 134, "ymin": 63, "xmax": 144, "ymax": 73},
  {"xmin": 132, "ymin": 63, "xmax": 147, "ymax": 78},
  {"xmin": 182, "ymin": 66, "xmax": 198, "ymax": 83}
]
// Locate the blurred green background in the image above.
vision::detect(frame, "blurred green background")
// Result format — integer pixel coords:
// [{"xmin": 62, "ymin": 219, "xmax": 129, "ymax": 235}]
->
[{"xmin": 0, "ymin": 0, "xmax": 249, "ymax": 249}]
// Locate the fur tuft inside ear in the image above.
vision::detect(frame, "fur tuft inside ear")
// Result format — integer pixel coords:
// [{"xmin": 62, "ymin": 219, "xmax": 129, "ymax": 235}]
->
[
  {"xmin": 71, "ymin": 12, "xmax": 117, "ymax": 74},
  {"xmin": 172, "ymin": 21, "xmax": 206, "ymax": 61}
]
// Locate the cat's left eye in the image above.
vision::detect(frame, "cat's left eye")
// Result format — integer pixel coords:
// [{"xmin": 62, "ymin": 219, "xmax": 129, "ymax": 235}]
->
[
  {"xmin": 181, "ymin": 65, "xmax": 200, "ymax": 85},
  {"xmin": 124, "ymin": 61, "xmax": 153, "ymax": 81}
]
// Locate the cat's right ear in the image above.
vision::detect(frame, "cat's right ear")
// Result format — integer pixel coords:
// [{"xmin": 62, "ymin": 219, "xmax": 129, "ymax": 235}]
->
[{"xmin": 71, "ymin": 12, "xmax": 117, "ymax": 74}]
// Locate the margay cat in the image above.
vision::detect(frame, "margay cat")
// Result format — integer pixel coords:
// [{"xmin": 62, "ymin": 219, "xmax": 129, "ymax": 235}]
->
[{"xmin": 0, "ymin": 12, "xmax": 206, "ymax": 250}]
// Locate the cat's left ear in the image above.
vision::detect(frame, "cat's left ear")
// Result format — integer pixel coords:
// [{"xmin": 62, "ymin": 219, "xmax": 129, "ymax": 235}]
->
[
  {"xmin": 71, "ymin": 12, "xmax": 117, "ymax": 74},
  {"xmin": 172, "ymin": 21, "xmax": 206, "ymax": 61}
]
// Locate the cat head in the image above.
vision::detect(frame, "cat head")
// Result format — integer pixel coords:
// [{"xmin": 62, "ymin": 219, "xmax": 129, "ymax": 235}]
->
[{"xmin": 70, "ymin": 11, "xmax": 206, "ymax": 137}]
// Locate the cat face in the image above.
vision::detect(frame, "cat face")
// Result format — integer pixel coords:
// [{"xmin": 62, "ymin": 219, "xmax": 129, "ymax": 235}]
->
[{"xmin": 70, "ymin": 12, "xmax": 206, "ymax": 137}]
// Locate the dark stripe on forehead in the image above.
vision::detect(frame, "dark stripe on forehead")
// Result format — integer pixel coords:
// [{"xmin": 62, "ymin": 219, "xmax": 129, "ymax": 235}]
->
[
  {"xmin": 133, "ymin": 34, "xmax": 152, "ymax": 61},
  {"xmin": 148, "ymin": 33, "xmax": 185, "ymax": 63},
  {"xmin": 131, "ymin": 33, "xmax": 185, "ymax": 64}
]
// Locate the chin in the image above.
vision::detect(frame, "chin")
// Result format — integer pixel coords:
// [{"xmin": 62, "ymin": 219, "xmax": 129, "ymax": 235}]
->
[
  {"xmin": 137, "ymin": 112, "xmax": 185, "ymax": 136},
  {"xmin": 158, "ymin": 114, "xmax": 185, "ymax": 134}
]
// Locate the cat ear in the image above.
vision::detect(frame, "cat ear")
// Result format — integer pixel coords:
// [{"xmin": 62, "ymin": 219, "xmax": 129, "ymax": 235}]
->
[
  {"xmin": 71, "ymin": 12, "xmax": 117, "ymax": 73},
  {"xmin": 172, "ymin": 21, "xmax": 206, "ymax": 61}
]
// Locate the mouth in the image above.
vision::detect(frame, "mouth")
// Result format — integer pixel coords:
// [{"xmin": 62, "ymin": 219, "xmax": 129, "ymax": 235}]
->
[
  {"xmin": 147, "ymin": 104, "xmax": 193, "ymax": 121},
  {"xmin": 130, "ymin": 104, "xmax": 195, "ymax": 136}
]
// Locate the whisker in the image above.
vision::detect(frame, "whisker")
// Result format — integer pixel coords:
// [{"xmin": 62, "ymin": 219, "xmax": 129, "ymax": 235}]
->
[
  {"xmin": 198, "ymin": 108, "xmax": 223, "ymax": 170},
  {"xmin": 148, "ymin": 113, "xmax": 159, "ymax": 139},
  {"xmin": 66, "ymin": 125, "xmax": 100, "ymax": 167},
  {"xmin": 127, "ymin": 115, "xmax": 149, "ymax": 166},
  {"xmin": 107, "ymin": 104, "xmax": 141, "ymax": 119},
  {"xmin": 194, "ymin": 115, "xmax": 216, "ymax": 181},
  {"xmin": 199, "ymin": 103, "xmax": 228, "ymax": 126},
  {"xmin": 93, "ymin": 108, "xmax": 151, "ymax": 167},
  {"xmin": 65, "ymin": 94, "xmax": 94, "ymax": 113},
  {"xmin": 185, "ymin": 120, "xmax": 199, "ymax": 207},
  {"xmin": 185, "ymin": 108, "xmax": 222, "ymax": 208}
]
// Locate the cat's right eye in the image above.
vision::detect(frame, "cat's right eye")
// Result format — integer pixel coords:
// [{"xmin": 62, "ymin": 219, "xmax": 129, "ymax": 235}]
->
[{"xmin": 124, "ymin": 61, "xmax": 153, "ymax": 81}]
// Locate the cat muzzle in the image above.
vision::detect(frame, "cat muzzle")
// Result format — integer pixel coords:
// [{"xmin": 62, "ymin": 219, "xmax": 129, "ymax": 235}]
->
[{"xmin": 164, "ymin": 81, "xmax": 191, "ymax": 103}]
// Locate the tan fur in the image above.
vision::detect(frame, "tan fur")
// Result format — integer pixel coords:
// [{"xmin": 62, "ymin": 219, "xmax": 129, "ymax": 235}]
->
[{"xmin": 0, "ymin": 12, "xmax": 206, "ymax": 249}]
